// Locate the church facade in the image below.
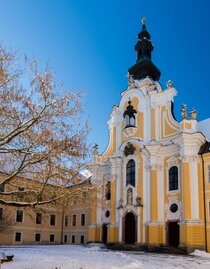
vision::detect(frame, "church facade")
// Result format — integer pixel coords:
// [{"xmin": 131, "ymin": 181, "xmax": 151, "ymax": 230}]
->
[{"xmin": 88, "ymin": 20, "xmax": 210, "ymax": 253}]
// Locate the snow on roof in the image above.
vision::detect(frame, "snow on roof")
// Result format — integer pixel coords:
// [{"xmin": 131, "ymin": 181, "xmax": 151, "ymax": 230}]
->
[{"xmin": 199, "ymin": 118, "xmax": 210, "ymax": 141}]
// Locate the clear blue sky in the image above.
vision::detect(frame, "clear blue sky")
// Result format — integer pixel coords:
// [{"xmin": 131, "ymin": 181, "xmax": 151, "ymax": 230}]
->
[{"xmin": 1, "ymin": 0, "xmax": 210, "ymax": 153}]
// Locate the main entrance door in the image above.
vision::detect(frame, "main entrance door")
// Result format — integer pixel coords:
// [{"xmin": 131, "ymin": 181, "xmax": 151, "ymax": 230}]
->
[
  {"xmin": 124, "ymin": 212, "xmax": 136, "ymax": 244},
  {"xmin": 168, "ymin": 221, "xmax": 180, "ymax": 247}
]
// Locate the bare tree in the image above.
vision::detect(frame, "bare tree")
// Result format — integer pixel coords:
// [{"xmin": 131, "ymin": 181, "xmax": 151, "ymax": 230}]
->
[
  {"xmin": 0, "ymin": 208, "xmax": 14, "ymax": 232},
  {"xmin": 0, "ymin": 45, "xmax": 95, "ymax": 207}
]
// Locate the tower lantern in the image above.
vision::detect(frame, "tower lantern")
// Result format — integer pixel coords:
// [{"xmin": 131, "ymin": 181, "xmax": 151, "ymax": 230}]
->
[{"xmin": 128, "ymin": 17, "xmax": 161, "ymax": 81}]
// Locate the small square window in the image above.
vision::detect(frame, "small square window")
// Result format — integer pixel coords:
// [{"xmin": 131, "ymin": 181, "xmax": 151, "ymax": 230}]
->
[
  {"xmin": 50, "ymin": 214, "xmax": 56, "ymax": 226},
  {"xmin": 50, "ymin": 234, "xmax": 55, "ymax": 242},
  {"xmin": 72, "ymin": 235, "xmax": 75, "ymax": 244},
  {"xmin": 17, "ymin": 187, "xmax": 25, "ymax": 198},
  {"xmin": 35, "ymin": 233, "xmax": 41, "ymax": 242},
  {"xmin": 15, "ymin": 232, "xmax": 21, "ymax": 242},
  {"xmin": 81, "ymin": 214, "xmax": 85, "ymax": 226},
  {"xmin": 36, "ymin": 213, "xmax": 42, "ymax": 224},
  {"xmin": 18, "ymin": 187, "xmax": 25, "ymax": 192},
  {"xmin": 16, "ymin": 210, "xmax": 23, "ymax": 222},
  {"xmin": 80, "ymin": 235, "xmax": 84, "ymax": 244},
  {"xmin": 72, "ymin": 215, "xmax": 76, "ymax": 226}
]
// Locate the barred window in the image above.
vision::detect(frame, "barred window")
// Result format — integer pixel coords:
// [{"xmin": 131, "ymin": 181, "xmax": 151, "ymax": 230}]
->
[{"xmin": 126, "ymin": 160, "xmax": 135, "ymax": 187}]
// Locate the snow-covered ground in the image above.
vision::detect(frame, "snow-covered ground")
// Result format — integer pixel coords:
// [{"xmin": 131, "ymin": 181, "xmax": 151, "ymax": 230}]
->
[{"xmin": 1, "ymin": 245, "xmax": 210, "ymax": 269}]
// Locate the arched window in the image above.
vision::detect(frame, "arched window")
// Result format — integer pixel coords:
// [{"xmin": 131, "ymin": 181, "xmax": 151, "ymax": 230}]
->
[
  {"xmin": 123, "ymin": 100, "xmax": 137, "ymax": 128},
  {"xmin": 169, "ymin": 166, "xmax": 178, "ymax": 191},
  {"xmin": 126, "ymin": 160, "xmax": 135, "ymax": 187},
  {"xmin": 105, "ymin": 181, "xmax": 111, "ymax": 200}
]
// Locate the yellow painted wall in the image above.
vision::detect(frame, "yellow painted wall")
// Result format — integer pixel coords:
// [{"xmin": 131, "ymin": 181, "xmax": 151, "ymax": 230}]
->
[
  {"xmin": 161, "ymin": 105, "xmax": 179, "ymax": 140},
  {"xmin": 148, "ymin": 225, "xmax": 163, "ymax": 245},
  {"xmin": 121, "ymin": 97, "xmax": 144, "ymax": 143},
  {"xmin": 108, "ymin": 226, "xmax": 118, "ymax": 243},
  {"xmin": 180, "ymin": 224, "xmax": 205, "ymax": 250}
]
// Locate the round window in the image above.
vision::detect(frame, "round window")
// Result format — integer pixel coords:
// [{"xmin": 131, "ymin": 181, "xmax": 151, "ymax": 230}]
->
[
  {"xmin": 170, "ymin": 203, "xmax": 178, "ymax": 213},
  {"xmin": 105, "ymin": 210, "xmax": 110, "ymax": 218}
]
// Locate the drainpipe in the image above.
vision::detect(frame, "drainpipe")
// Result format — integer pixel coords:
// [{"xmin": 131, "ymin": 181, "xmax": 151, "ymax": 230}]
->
[
  {"xmin": 201, "ymin": 155, "xmax": 208, "ymax": 252},
  {"xmin": 60, "ymin": 207, "xmax": 64, "ymax": 244}
]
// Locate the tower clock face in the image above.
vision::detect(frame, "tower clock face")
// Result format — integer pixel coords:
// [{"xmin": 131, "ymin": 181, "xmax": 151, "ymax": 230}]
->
[{"xmin": 170, "ymin": 203, "xmax": 178, "ymax": 213}]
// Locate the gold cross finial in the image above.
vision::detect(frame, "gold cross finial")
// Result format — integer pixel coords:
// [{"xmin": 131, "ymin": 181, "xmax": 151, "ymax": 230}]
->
[{"xmin": 142, "ymin": 16, "xmax": 146, "ymax": 25}]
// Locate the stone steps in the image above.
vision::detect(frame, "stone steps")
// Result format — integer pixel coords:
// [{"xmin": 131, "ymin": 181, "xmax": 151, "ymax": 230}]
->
[{"xmin": 107, "ymin": 244, "xmax": 187, "ymax": 255}]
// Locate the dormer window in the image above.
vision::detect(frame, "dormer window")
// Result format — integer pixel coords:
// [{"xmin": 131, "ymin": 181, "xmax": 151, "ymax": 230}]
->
[{"xmin": 123, "ymin": 100, "xmax": 137, "ymax": 128}]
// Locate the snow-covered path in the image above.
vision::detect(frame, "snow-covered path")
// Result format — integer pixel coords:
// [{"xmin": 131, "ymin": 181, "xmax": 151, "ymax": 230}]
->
[{"xmin": 1, "ymin": 245, "xmax": 210, "ymax": 269}]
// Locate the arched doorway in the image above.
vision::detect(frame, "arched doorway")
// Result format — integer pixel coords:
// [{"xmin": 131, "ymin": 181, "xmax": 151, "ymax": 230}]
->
[
  {"xmin": 168, "ymin": 221, "xmax": 180, "ymax": 247},
  {"xmin": 102, "ymin": 224, "xmax": 108, "ymax": 243},
  {"xmin": 124, "ymin": 212, "xmax": 136, "ymax": 244}
]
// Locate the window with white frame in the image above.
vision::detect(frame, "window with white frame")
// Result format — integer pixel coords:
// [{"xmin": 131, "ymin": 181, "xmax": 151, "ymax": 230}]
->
[
  {"xmin": 64, "ymin": 216, "xmax": 68, "ymax": 226},
  {"xmin": 169, "ymin": 166, "xmax": 178, "ymax": 191},
  {"xmin": 126, "ymin": 160, "xmax": 135, "ymax": 187},
  {"xmin": 50, "ymin": 214, "xmax": 56, "ymax": 226},
  {"xmin": 15, "ymin": 232, "xmax": 21, "ymax": 242},
  {"xmin": 16, "ymin": 210, "xmax": 23, "ymax": 222},
  {"xmin": 105, "ymin": 181, "xmax": 111, "ymax": 200},
  {"xmin": 36, "ymin": 213, "xmax": 42, "ymax": 224},
  {"xmin": 50, "ymin": 234, "xmax": 55, "ymax": 242},
  {"xmin": 35, "ymin": 233, "xmax": 41, "ymax": 242},
  {"xmin": 123, "ymin": 100, "xmax": 137, "ymax": 128}
]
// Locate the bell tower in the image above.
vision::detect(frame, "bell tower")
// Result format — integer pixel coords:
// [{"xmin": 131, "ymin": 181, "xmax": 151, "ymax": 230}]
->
[{"xmin": 128, "ymin": 17, "xmax": 161, "ymax": 81}]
